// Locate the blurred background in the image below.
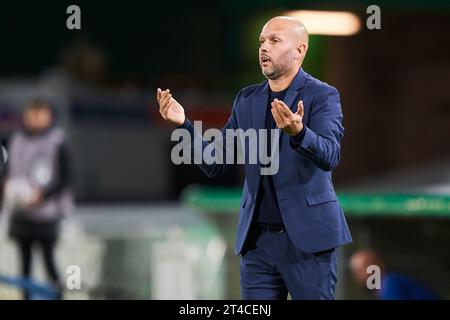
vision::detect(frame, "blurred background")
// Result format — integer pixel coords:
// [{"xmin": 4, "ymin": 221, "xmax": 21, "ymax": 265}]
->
[{"xmin": 0, "ymin": 0, "xmax": 449, "ymax": 299}]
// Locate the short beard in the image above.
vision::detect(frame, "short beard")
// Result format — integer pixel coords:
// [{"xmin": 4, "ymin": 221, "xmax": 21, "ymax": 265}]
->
[{"xmin": 261, "ymin": 62, "xmax": 288, "ymax": 80}]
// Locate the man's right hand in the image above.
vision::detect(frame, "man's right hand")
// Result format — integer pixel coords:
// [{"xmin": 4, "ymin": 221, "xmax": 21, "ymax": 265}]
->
[{"xmin": 157, "ymin": 88, "xmax": 186, "ymax": 126}]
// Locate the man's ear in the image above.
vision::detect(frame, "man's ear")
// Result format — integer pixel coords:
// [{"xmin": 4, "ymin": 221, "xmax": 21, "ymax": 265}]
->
[
  {"xmin": 299, "ymin": 43, "xmax": 307, "ymax": 57},
  {"xmin": 295, "ymin": 43, "xmax": 305, "ymax": 61}
]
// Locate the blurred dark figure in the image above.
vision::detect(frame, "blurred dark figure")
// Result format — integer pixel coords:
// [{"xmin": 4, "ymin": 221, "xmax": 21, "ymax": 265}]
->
[
  {"xmin": 2, "ymin": 99, "xmax": 74, "ymax": 299},
  {"xmin": 350, "ymin": 248, "xmax": 439, "ymax": 300},
  {"xmin": 0, "ymin": 145, "xmax": 6, "ymax": 178}
]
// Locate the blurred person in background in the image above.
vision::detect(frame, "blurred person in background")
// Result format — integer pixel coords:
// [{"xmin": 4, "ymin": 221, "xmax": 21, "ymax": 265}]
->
[
  {"xmin": 1, "ymin": 99, "xmax": 74, "ymax": 299},
  {"xmin": 157, "ymin": 16, "xmax": 351, "ymax": 299},
  {"xmin": 350, "ymin": 248, "xmax": 439, "ymax": 300}
]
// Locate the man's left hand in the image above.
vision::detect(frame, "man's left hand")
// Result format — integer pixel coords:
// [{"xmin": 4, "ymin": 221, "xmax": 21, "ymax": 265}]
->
[{"xmin": 271, "ymin": 99, "xmax": 304, "ymax": 136}]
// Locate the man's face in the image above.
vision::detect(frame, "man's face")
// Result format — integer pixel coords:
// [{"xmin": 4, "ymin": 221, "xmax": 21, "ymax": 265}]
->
[
  {"xmin": 350, "ymin": 252, "xmax": 382, "ymax": 288},
  {"xmin": 23, "ymin": 107, "xmax": 52, "ymax": 131},
  {"xmin": 259, "ymin": 21, "xmax": 298, "ymax": 80},
  {"xmin": 351, "ymin": 263, "xmax": 370, "ymax": 287}
]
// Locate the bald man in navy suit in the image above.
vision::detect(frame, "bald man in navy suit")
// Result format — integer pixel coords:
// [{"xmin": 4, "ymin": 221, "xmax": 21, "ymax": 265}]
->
[{"xmin": 157, "ymin": 16, "xmax": 352, "ymax": 300}]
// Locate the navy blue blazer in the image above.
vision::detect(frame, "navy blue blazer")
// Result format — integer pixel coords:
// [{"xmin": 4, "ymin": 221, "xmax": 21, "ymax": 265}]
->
[{"xmin": 179, "ymin": 68, "xmax": 352, "ymax": 255}]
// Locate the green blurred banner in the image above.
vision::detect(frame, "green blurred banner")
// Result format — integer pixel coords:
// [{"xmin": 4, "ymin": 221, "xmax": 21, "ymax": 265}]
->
[{"xmin": 182, "ymin": 186, "xmax": 450, "ymax": 217}]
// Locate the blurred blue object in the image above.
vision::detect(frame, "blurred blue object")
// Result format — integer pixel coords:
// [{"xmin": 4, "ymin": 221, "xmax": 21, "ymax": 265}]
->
[
  {"xmin": 380, "ymin": 272, "xmax": 439, "ymax": 300},
  {"xmin": 0, "ymin": 274, "xmax": 59, "ymax": 300}
]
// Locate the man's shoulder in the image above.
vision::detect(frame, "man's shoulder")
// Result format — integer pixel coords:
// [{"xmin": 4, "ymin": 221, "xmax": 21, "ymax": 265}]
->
[
  {"xmin": 47, "ymin": 127, "xmax": 67, "ymax": 146},
  {"xmin": 9, "ymin": 130, "xmax": 25, "ymax": 143},
  {"xmin": 235, "ymin": 71, "xmax": 340, "ymax": 100},
  {"xmin": 236, "ymin": 83, "xmax": 262, "ymax": 99},
  {"xmin": 304, "ymin": 72, "xmax": 339, "ymax": 95}
]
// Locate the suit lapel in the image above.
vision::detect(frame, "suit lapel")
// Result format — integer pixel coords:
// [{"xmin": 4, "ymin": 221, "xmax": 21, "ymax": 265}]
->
[
  {"xmin": 284, "ymin": 68, "xmax": 308, "ymax": 112},
  {"xmin": 284, "ymin": 89, "xmax": 300, "ymax": 113},
  {"xmin": 251, "ymin": 81, "xmax": 269, "ymax": 131}
]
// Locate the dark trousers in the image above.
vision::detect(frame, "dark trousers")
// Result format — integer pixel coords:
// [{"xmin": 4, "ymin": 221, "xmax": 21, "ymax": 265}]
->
[
  {"xmin": 15, "ymin": 236, "xmax": 61, "ymax": 300},
  {"xmin": 240, "ymin": 225, "xmax": 337, "ymax": 300}
]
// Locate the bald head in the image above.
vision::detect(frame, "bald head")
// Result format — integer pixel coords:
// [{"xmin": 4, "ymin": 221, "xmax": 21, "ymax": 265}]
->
[
  {"xmin": 350, "ymin": 249, "xmax": 385, "ymax": 287},
  {"xmin": 263, "ymin": 16, "xmax": 309, "ymax": 48},
  {"xmin": 259, "ymin": 16, "xmax": 309, "ymax": 81}
]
